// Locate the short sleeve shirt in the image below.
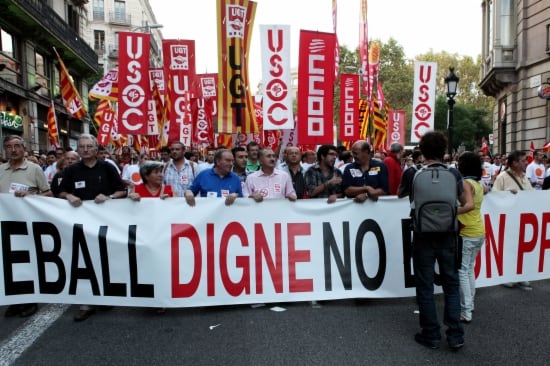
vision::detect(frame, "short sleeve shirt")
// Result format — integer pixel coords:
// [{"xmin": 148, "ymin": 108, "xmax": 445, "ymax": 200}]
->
[
  {"xmin": 0, "ymin": 160, "xmax": 50, "ymax": 194},
  {"xmin": 188, "ymin": 168, "xmax": 243, "ymax": 198},
  {"xmin": 59, "ymin": 160, "xmax": 125, "ymax": 200},
  {"xmin": 341, "ymin": 159, "xmax": 389, "ymax": 195}
]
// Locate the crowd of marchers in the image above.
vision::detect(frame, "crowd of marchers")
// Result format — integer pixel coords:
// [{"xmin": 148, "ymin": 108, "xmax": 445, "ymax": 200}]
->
[{"xmin": 0, "ymin": 132, "xmax": 545, "ymax": 351}]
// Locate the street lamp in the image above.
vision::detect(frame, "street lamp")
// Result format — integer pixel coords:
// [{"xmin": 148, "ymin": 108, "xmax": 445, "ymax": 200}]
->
[
  {"xmin": 444, "ymin": 67, "xmax": 459, "ymax": 156},
  {"xmin": 131, "ymin": 21, "xmax": 163, "ymax": 33}
]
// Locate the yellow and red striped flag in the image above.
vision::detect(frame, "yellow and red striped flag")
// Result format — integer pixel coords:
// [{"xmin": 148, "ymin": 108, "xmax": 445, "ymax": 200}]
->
[
  {"xmin": 53, "ymin": 47, "xmax": 87, "ymax": 120},
  {"xmin": 372, "ymin": 96, "xmax": 387, "ymax": 150},
  {"xmin": 47, "ymin": 100, "xmax": 60, "ymax": 148}
]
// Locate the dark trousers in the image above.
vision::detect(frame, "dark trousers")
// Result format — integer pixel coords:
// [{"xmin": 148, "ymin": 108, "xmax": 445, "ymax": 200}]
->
[{"xmin": 413, "ymin": 232, "xmax": 464, "ymax": 344}]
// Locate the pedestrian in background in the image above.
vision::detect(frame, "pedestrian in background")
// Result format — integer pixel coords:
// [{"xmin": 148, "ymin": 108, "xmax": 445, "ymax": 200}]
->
[{"xmin": 456, "ymin": 151, "xmax": 486, "ymax": 323}]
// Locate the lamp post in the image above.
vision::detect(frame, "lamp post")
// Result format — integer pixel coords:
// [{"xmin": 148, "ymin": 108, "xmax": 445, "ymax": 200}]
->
[{"xmin": 444, "ymin": 67, "xmax": 459, "ymax": 156}]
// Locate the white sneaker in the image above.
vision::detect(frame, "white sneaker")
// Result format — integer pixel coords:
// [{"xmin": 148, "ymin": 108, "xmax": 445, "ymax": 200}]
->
[
  {"xmin": 518, "ymin": 281, "xmax": 532, "ymax": 290},
  {"xmin": 502, "ymin": 282, "xmax": 515, "ymax": 288}
]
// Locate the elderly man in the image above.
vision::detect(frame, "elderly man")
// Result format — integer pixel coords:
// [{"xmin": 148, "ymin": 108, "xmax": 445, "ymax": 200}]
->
[
  {"xmin": 0, "ymin": 135, "xmax": 52, "ymax": 318},
  {"xmin": 59, "ymin": 134, "xmax": 127, "ymax": 321},
  {"xmin": 246, "ymin": 147, "xmax": 296, "ymax": 202},
  {"xmin": 184, "ymin": 149, "xmax": 243, "ymax": 207},
  {"xmin": 342, "ymin": 140, "xmax": 389, "ymax": 202}
]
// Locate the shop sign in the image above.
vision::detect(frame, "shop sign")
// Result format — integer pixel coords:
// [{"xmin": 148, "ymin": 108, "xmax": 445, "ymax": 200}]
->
[
  {"xmin": 0, "ymin": 111, "xmax": 23, "ymax": 132},
  {"xmin": 538, "ymin": 83, "xmax": 550, "ymax": 100}
]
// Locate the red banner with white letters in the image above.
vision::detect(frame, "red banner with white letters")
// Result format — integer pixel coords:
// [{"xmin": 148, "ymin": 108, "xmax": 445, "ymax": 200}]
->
[
  {"xmin": 386, "ymin": 110, "xmax": 405, "ymax": 151},
  {"xmin": 297, "ymin": 30, "xmax": 337, "ymax": 145},
  {"xmin": 163, "ymin": 39, "xmax": 196, "ymax": 145},
  {"xmin": 260, "ymin": 25, "xmax": 293, "ymax": 130},
  {"xmin": 192, "ymin": 98, "xmax": 214, "ymax": 145},
  {"xmin": 339, "ymin": 73, "xmax": 360, "ymax": 143},
  {"xmin": 118, "ymin": 32, "xmax": 150, "ymax": 135}
]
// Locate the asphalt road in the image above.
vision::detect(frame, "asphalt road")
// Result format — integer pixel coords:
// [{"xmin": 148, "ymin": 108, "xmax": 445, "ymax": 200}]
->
[{"xmin": 1, "ymin": 280, "xmax": 549, "ymax": 365}]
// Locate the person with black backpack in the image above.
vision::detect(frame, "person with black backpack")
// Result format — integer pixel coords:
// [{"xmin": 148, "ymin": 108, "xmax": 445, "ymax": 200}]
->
[{"xmin": 402, "ymin": 131, "xmax": 468, "ymax": 351}]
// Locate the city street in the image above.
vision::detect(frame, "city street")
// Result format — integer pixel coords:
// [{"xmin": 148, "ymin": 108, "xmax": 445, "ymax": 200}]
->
[{"xmin": 1, "ymin": 280, "xmax": 549, "ymax": 365}]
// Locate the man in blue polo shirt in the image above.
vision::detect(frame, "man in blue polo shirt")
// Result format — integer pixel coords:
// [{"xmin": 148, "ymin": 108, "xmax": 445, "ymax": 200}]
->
[
  {"xmin": 342, "ymin": 140, "xmax": 389, "ymax": 202},
  {"xmin": 184, "ymin": 149, "xmax": 243, "ymax": 206}
]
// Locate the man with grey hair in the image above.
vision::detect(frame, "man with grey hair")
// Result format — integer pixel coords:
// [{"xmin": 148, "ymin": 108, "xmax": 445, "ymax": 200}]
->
[
  {"xmin": 383, "ymin": 142, "xmax": 404, "ymax": 195},
  {"xmin": 184, "ymin": 149, "xmax": 242, "ymax": 206},
  {"xmin": 59, "ymin": 134, "xmax": 127, "ymax": 321},
  {"xmin": 0, "ymin": 135, "xmax": 52, "ymax": 318}
]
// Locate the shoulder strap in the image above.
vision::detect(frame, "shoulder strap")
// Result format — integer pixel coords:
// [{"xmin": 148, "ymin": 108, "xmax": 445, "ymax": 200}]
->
[{"xmin": 505, "ymin": 169, "xmax": 524, "ymax": 191}]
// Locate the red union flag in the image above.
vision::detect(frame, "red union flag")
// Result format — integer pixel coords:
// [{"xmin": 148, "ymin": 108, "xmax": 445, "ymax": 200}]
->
[
  {"xmin": 118, "ymin": 32, "xmax": 150, "ymax": 135},
  {"xmin": 297, "ymin": 30, "xmax": 337, "ymax": 145},
  {"xmin": 94, "ymin": 100, "xmax": 116, "ymax": 146},
  {"xmin": 89, "ymin": 68, "xmax": 118, "ymax": 101},
  {"xmin": 411, "ymin": 61, "xmax": 437, "ymax": 143},
  {"xmin": 195, "ymin": 73, "xmax": 219, "ymax": 118},
  {"xmin": 149, "ymin": 68, "xmax": 165, "ymax": 101},
  {"xmin": 260, "ymin": 25, "xmax": 293, "ymax": 130},
  {"xmin": 386, "ymin": 110, "xmax": 405, "ymax": 151},
  {"xmin": 339, "ymin": 73, "xmax": 360, "ymax": 142},
  {"xmin": 163, "ymin": 39, "xmax": 196, "ymax": 145},
  {"xmin": 216, "ymin": 0, "xmax": 258, "ymax": 134}
]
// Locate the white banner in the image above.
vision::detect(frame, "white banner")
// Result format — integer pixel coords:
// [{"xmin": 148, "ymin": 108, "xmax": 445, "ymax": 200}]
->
[
  {"xmin": 1, "ymin": 191, "xmax": 549, "ymax": 307},
  {"xmin": 410, "ymin": 61, "xmax": 437, "ymax": 143},
  {"xmin": 260, "ymin": 25, "xmax": 293, "ymax": 130}
]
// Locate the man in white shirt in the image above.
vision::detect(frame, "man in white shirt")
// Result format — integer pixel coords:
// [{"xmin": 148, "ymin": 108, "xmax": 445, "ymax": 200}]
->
[{"xmin": 526, "ymin": 149, "xmax": 545, "ymax": 189}]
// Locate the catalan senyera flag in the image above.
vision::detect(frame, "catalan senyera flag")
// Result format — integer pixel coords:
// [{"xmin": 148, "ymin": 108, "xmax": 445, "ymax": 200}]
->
[
  {"xmin": 151, "ymin": 81, "xmax": 166, "ymax": 149},
  {"xmin": 371, "ymin": 96, "xmax": 387, "ymax": 151},
  {"xmin": 47, "ymin": 100, "xmax": 60, "ymax": 148},
  {"xmin": 54, "ymin": 47, "xmax": 87, "ymax": 120},
  {"xmin": 216, "ymin": 0, "xmax": 258, "ymax": 134},
  {"xmin": 358, "ymin": 98, "xmax": 370, "ymax": 139}
]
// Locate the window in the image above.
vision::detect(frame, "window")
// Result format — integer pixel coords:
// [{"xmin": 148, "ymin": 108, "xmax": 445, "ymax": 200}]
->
[
  {"xmin": 113, "ymin": 32, "xmax": 119, "ymax": 51},
  {"xmin": 547, "ymin": 24, "xmax": 550, "ymax": 53},
  {"xmin": 93, "ymin": 0, "xmax": 104, "ymax": 21},
  {"xmin": 114, "ymin": 0, "xmax": 126, "ymax": 22},
  {"xmin": 500, "ymin": 0, "xmax": 514, "ymax": 47},
  {"xmin": 94, "ymin": 30, "xmax": 105, "ymax": 53},
  {"xmin": 32, "ymin": 51, "xmax": 50, "ymax": 97},
  {"xmin": 0, "ymin": 28, "xmax": 21, "ymax": 84}
]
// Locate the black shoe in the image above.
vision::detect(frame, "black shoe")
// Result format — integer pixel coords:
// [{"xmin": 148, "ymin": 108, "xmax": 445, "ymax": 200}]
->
[
  {"xmin": 449, "ymin": 340, "xmax": 464, "ymax": 351},
  {"xmin": 74, "ymin": 309, "xmax": 96, "ymax": 322},
  {"xmin": 414, "ymin": 333, "xmax": 440, "ymax": 349},
  {"xmin": 19, "ymin": 303, "xmax": 38, "ymax": 317},
  {"xmin": 4, "ymin": 305, "xmax": 21, "ymax": 317}
]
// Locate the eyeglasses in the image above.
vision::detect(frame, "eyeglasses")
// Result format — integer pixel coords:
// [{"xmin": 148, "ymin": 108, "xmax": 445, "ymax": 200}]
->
[
  {"xmin": 78, "ymin": 144, "xmax": 96, "ymax": 150},
  {"xmin": 4, "ymin": 144, "xmax": 23, "ymax": 150}
]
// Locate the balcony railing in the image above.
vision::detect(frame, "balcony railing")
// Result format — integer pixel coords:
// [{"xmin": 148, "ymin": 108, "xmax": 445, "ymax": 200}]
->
[
  {"xmin": 109, "ymin": 12, "xmax": 132, "ymax": 26},
  {"xmin": 9, "ymin": 0, "xmax": 98, "ymax": 74}
]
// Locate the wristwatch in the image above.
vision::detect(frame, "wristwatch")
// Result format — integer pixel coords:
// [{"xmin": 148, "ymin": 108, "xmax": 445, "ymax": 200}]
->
[{"xmin": 109, "ymin": 195, "xmax": 115, "ymax": 199}]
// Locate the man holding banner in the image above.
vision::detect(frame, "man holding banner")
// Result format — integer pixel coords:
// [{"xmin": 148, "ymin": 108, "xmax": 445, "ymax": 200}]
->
[{"xmin": 1, "ymin": 135, "xmax": 52, "ymax": 318}]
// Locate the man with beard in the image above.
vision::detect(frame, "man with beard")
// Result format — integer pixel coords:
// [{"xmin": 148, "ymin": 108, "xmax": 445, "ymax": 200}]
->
[
  {"xmin": 163, "ymin": 141, "xmax": 197, "ymax": 197},
  {"xmin": 304, "ymin": 144, "xmax": 343, "ymax": 203}
]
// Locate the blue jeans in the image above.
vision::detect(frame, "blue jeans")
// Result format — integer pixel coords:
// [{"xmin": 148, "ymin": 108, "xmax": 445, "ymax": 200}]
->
[
  {"xmin": 458, "ymin": 235, "xmax": 484, "ymax": 321},
  {"xmin": 413, "ymin": 232, "xmax": 464, "ymax": 344}
]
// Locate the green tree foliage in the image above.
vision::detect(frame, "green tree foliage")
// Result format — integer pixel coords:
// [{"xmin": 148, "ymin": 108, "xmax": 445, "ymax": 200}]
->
[{"xmin": 333, "ymin": 40, "xmax": 494, "ymax": 150}]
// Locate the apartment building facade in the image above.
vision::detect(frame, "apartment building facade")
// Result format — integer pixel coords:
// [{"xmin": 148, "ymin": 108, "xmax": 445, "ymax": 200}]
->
[
  {"xmin": 83, "ymin": 0, "xmax": 163, "ymax": 72},
  {"xmin": 480, "ymin": 0, "xmax": 550, "ymax": 155},
  {"xmin": 0, "ymin": 0, "xmax": 98, "ymax": 155}
]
